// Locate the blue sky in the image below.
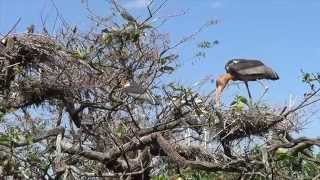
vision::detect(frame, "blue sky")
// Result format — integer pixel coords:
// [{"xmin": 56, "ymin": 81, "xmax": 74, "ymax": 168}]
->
[{"xmin": 1, "ymin": 0, "xmax": 320, "ymax": 137}]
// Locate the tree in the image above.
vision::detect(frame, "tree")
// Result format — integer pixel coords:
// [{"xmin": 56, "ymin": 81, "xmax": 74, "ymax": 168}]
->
[{"xmin": 0, "ymin": 1, "xmax": 320, "ymax": 179}]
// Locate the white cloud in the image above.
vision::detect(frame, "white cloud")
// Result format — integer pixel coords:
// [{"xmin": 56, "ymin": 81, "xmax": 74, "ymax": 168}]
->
[
  {"xmin": 211, "ymin": 1, "xmax": 222, "ymax": 9},
  {"xmin": 124, "ymin": 0, "xmax": 151, "ymax": 9}
]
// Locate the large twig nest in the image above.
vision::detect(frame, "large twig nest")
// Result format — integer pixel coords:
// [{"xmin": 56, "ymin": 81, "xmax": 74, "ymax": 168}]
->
[{"xmin": 215, "ymin": 108, "xmax": 287, "ymax": 141}]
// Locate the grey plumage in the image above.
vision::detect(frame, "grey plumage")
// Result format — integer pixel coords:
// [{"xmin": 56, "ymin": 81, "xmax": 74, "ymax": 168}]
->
[
  {"xmin": 226, "ymin": 59, "xmax": 279, "ymax": 81},
  {"xmin": 120, "ymin": 10, "xmax": 136, "ymax": 22},
  {"xmin": 122, "ymin": 81, "xmax": 158, "ymax": 105}
]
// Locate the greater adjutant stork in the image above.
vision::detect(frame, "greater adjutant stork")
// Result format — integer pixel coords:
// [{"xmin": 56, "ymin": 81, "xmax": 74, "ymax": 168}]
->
[{"xmin": 215, "ymin": 59, "xmax": 279, "ymax": 106}]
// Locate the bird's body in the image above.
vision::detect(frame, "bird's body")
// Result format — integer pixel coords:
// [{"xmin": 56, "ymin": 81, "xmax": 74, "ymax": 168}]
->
[
  {"xmin": 215, "ymin": 59, "xmax": 279, "ymax": 107},
  {"xmin": 225, "ymin": 59, "xmax": 279, "ymax": 81},
  {"xmin": 121, "ymin": 80, "xmax": 157, "ymax": 105}
]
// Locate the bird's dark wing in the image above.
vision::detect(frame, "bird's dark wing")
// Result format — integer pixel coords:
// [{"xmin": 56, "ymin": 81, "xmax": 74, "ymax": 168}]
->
[
  {"xmin": 225, "ymin": 59, "xmax": 264, "ymax": 74},
  {"xmin": 225, "ymin": 59, "xmax": 279, "ymax": 80}
]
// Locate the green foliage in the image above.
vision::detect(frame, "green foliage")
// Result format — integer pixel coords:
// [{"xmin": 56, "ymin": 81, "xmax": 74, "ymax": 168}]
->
[
  {"xmin": 160, "ymin": 54, "xmax": 179, "ymax": 65},
  {"xmin": 159, "ymin": 54, "xmax": 178, "ymax": 73},
  {"xmin": 0, "ymin": 102, "xmax": 7, "ymax": 122},
  {"xmin": 102, "ymin": 33, "xmax": 113, "ymax": 45},
  {"xmin": 0, "ymin": 128, "xmax": 34, "ymax": 146},
  {"xmin": 72, "ymin": 47, "xmax": 90, "ymax": 60},
  {"xmin": 25, "ymin": 133, "xmax": 33, "ymax": 145},
  {"xmin": 275, "ymin": 148, "xmax": 290, "ymax": 160},
  {"xmin": 0, "ymin": 128, "xmax": 22, "ymax": 146},
  {"xmin": 1, "ymin": 0, "xmax": 319, "ymax": 179},
  {"xmin": 7, "ymin": 127, "xmax": 22, "ymax": 144},
  {"xmin": 251, "ymin": 144, "xmax": 263, "ymax": 155},
  {"xmin": 159, "ymin": 66, "xmax": 175, "ymax": 73},
  {"xmin": 115, "ymin": 123, "xmax": 127, "ymax": 138},
  {"xmin": 195, "ymin": 51, "xmax": 206, "ymax": 59},
  {"xmin": 140, "ymin": 24, "xmax": 153, "ymax": 30},
  {"xmin": 301, "ymin": 70, "xmax": 320, "ymax": 90},
  {"xmin": 273, "ymin": 150, "xmax": 320, "ymax": 179},
  {"xmin": 303, "ymin": 158, "xmax": 320, "ymax": 177},
  {"xmin": 197, "ymin": 40, "xmax": 219, "ymax": 49},
  {"xmin": 151, "ymin": 148, "xmax": 320, "ymax": 180},
  {"xmin": 302, "ymin": 72, "xmax": 320, "ymax": 83},
  {"xmin": 152, "ymin": 166, "xmax": 240, "ymax": 180},
  {"xmin": 0, "ymin": 134, "xmax": 11, "ymax": 146},
  {"xmin": 230, "ymin": 95, "xmax": 249, "ymax": 112},
  {"xmin": 13, "ymin": 65, "xmax": 24, "ymax": 74},
  {"xmin": 152, "ymin": 175, "xmax": 170, "ymax": 180},
  {"xmin": 181, "ymin": 168, "xmax": 219, "ymax": 180},
  {"xmin": 194, "ymin": 40, "xmax": 219, "ymax": 60},
  {"xmin": 0, "ymin": 111, "xmax": 5, "ymax": 122},
  {"xmin": 302, "ymin": 72, "xmax": 312, "ymax": 83}
]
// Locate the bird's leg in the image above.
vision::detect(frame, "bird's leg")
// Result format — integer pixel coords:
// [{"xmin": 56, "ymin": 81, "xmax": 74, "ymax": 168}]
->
[
  {"xmin": 257, "ymin": 80, "xmax": 269, "ymax": 104},
  {"xmin": 244, "ymin": 81, "xmax": 252, "ymax": 100},
  {"xmin": 244, "ymin": 81, "xmax": 255, "ymax": 108}
]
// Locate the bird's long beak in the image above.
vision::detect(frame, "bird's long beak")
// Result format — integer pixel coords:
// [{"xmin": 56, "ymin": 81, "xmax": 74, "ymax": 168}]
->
[{"xmin": 215, "ymin": 73, "xmax": 233, "ymax": 107}]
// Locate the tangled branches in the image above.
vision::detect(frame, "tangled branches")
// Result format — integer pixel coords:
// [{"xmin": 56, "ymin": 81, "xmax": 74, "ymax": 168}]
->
[{"xmin": 0, "ymin": 1, "xmax": 319, "ymax": 179}]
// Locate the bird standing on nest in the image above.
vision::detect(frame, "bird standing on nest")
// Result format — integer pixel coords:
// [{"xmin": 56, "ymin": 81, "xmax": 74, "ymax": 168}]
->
[{"xmin": 215, "ymin": 59, "xmax": 279, "ymax": 107}]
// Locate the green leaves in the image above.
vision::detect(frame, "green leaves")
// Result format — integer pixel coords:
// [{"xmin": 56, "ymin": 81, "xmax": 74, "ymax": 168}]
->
[
  {"xmin": 0, "ymin": 134, "xmax": 11, "ymax": 146},
  {"xmin": 302, "ymin": 72, "xmax": 312, "ymax": 83},
  {"xmin": 13, "ymin": 64, "xmax": 24, "ymax": 74},
  {"xmin": 159, "ymin": 66, "xmax": 175, "ymax": 73},
  {"xmin": 115, "ymin": 124, "xmax": 126, "ymax": 138},
  {"xmin": 72, "ymin": 47, "xmax": 89, "ymax": 60},
  {"xmin": 0, "ymin": 111, "xmax": 5, "ymax": 122},
  {"xmin": 0, "ymin": 128, "xmax": 20, "ymax": 146},
  {"xmin": 0, "ymin": 128, "xmax": 34, "ymax": 146},
  {"xmin": 7, "ymin": 128, "xmax": 21, "ymax": 144},
  {"xmin": 195, "ymin": 51, "xmax": 206, "ymax": 58},
  {"xmin": 101, "ymin": 22, "xmax": 153, "ymax": 47},
  {"xmin": 301, "ymin": 70, "xmax": 320, "ymax": 91},
  {"xmin": 160, "ymin": 54, "xmax": 178, "ymax": 65},
  {"xmin": 131, "ymin": 31, "xmax": 140, "ymax": 42},
  {"xmin": 301, "ymin": 71, "xmax": 320, "ymax": 83},
  {"xmin": 25, "ymin": 133, "xmax": 33, "ymax": 145},
  {"xmin": 275, "ymin": 147, "xmax": 290, "ymax": 160},
  {"xmin": 193, "ymin": 40, "xmax": 218, "ymax": 61},
  {"xmin": 159, "ymin": 54, "xmax": 178, "ymax": 73},
  {"xmin": 102, "ymin": 33, "xmax": 113, "ymax": 45},
  {"xmin": 230, "ymin": 95, "xmax": 249, "ymax": 112},
  {"xmin": 151, "ymin": 176, "xmax": 169, "ymax": 180},
  {"xmin": 140, "ymin": 24, "xmax": 153, "ymax": 30},
  {"xmin": 197, "ymin": 40, "xmax": 218, "ymax": 49}
]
